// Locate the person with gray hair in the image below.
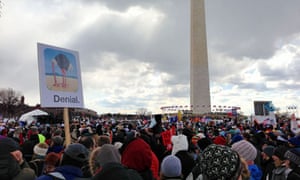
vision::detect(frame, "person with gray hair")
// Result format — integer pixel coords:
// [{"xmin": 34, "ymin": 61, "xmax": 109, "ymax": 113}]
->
[
  {"xmin": 89, "ymin": 144, "xmax": 121, "ymax": 176},
  {"xmin": 90, "ymin": 144, "xmax": 142, "ymax": 180}
]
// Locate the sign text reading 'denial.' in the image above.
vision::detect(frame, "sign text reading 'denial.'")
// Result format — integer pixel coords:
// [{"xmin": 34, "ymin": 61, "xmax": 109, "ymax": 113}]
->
[{"xmin": 54, "ymin": 95, "xmax": 80, "ymax": 103}]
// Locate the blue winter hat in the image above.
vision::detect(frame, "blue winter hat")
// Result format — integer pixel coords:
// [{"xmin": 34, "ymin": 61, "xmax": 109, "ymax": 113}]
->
[
  {"xmin": 161, "ymin": 155, "xmax": 182, "ymax": 177},
  {"xmin": 231, "ymin": 134, "xmax": 243, "ymax": 144},
  {"xmin": 288, "ymin": 136, "xmax": 300, "ymax": 147},
  {"xmin": 64, "ymin": 143, "xmax": 89, "ymax": 163}
]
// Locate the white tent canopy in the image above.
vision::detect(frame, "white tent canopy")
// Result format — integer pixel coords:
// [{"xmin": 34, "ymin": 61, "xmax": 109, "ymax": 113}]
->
[{"xmin": 19, "ymin": 109, "xmax": 48, "ymax": 125}]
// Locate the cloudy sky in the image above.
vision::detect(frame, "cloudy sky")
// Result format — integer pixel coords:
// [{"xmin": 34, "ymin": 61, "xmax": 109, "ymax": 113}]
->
[{"xmin": 1, "ymin": 0, "xmax": 300, "ymax": 116}]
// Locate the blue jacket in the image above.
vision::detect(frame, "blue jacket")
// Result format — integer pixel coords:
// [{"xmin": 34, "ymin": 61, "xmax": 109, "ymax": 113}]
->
[
  {"xmin": 248, "ymin": 164, "xmax": 263, "ymax": 180},
  {"xmin": 36, "ymin": 165, "xmax": 83, "ymax": 180},
  {"xmin": 47, "ymin": 145, "xmax": 64, "ymax": 154}
]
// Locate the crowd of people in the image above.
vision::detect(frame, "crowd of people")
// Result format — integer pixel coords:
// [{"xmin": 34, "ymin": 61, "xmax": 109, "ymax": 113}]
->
[{"xmin": 0, "ymin": 114, "xmax": 299, "ymax": 180}]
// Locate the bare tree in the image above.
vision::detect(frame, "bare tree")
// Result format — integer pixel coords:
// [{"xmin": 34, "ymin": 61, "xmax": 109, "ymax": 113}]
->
[
  {"xmin": 0, "ymin": 88, "xmax": 23, "ymax": 118},
  {"xmin": 136, "ymin": 108, "xmax": 147, "ymax": 116},
  {"xmin": 136, "ymin": 108, "xmax": 152, "ymax": 120}
]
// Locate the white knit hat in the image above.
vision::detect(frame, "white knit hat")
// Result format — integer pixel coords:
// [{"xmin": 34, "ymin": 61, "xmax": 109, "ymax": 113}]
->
[
  {"xmin": 231, "ymin": 140, "xmax": 257, "ymax": 161},
  {"xmin": 33, "ymin": 143, "xmax": 49, "ymax": 156}
]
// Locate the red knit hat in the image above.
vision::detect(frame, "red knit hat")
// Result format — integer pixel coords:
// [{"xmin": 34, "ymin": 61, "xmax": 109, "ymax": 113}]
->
[
  {"xmin": 45, "ymin": 152, "xmax": 60, "ymax": 166},
  {"xmin": 121, "ymin": 138, "xmax": 152, "ymax": 172},
  {"xmin": 213, "ymin": 136, "xmax": 227, "ymax": 145}
]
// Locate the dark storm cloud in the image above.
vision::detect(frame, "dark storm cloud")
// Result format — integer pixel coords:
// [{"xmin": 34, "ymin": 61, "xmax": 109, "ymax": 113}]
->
[
  {"xmin": 257, "ymin": 55, "xmax": 300, "ymax": 83},
  {"xmin": 238, "ymin": 82, "xmax": 268, "ymax": 91},
  {"xmin": 69, "ymin": 0, "xmax": 190, "ymax": 84},
  {"xmin": 81, "ymin": 0, "xmax": 164, "ymax": 11},
  {"xmin": 205, "ymin": 0, "xmax": 300, "ymax": 59},
  {"xmin": 169, "ymin": 86, "xmax": 189, "ymax": 98},
  {"xmin": 277, "ymin": 82, "xmax": 300, "ymax": 90}
]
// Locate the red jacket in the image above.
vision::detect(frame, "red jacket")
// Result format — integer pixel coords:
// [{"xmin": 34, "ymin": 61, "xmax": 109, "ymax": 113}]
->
[{"xmin": 151, "ymin": 151, "xmax": 160, "ymax": 180}]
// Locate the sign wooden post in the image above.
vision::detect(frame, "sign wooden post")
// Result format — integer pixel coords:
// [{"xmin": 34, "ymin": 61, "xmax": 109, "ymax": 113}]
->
[{"xmin": 64, "ymin": 107, "xmax": 71, "ymax": 146}]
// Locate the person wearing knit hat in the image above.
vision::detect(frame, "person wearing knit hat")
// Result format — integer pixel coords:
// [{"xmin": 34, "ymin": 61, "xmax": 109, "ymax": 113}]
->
[
  {"xmin": 160, "ymin": 155, "xmax": 182, "ymax": 180},
  {"xmin": 271, "ymin": 146, "xmax": 290, "ymax": 180},
  {"xmin": 230, "ymin": 133, "xmax": 243, "ymax": 145},
  {"xmin": 36, "ymin": 143, "xmax": 89, "ymax": 180},
  {"xmin": 263, "ymin": 145, "xmax": 275, "ymax": 158},
  {"xmin": 28, "ymin": 142, "xmax": 49, "ymax": 176},
  {"xmin": 213, "ymin": 135, "xmax": 227, "ymax": 146},
  {"xmin": 0, "ymin": 136, "xmax": 20, "ymax": 154},
  {"xmin": 272, "ymin": 146, "xmax": 289, "ymax": 162},
  {"xmin": 191, "ymin": 144, "xmax": 242, "ymax": 180},
  {"xmin": 261, "ymin": 145, "xmax": 275, "ymax": 180},
  {"xmin": 89, "ymin": 144, "xmax": 121, "ymax": 176},
  {"xmin": 284, "ymin": 148, "xmax": 300, "ymax": 179},
  {"xmin": 33, "ymin": 142, "xmax": 49, "ymax": 157},
  {"xmin": 0, "ymin": 137, "xmax": 36, "ymax": 180},
  {"xmin": 232, "ymin": 140, "xmax": 257, "ymax": 162},
  {"xmin": 231, "ymin": 140, "xmax": 262, "ymax": 180}
]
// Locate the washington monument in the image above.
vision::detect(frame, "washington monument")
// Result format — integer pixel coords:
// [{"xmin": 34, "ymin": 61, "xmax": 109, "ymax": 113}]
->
[{"xmin": 190, "ymin": 0, "xmax": 211, "ymax": 114}]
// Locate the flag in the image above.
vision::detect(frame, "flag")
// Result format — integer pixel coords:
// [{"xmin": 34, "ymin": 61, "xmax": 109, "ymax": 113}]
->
[
  {"xmin": 231, "ymin": 108, "xmax": 237, "ymax": 116},
  {"xmin": 227, "ymin": 111, "xmax": 233, "ymax": 117},
  {"xmin": 169, "ymin": 116, "xmax": 177, "ymax": 123},
  {"xmin": 161, "ymin": 130, "xmax": 172, "ymax": 151},
  {"xmin": 177, "ymin": 111, "xmax": 182, "ymax": 121},
  {"xmin": 264, "ymin": 102, "xmax": 275, "ymax": 112}
]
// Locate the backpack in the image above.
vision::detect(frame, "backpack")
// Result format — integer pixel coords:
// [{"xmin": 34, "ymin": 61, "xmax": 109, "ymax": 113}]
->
[{"xmin": 28, "ymin": 159, "xmax": 45, "ymax": 176}]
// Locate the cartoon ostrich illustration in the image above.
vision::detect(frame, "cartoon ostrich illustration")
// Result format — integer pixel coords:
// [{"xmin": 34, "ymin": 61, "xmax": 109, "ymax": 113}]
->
[{"xmin": 52, "ymin": 53, "xmax": 73, "ymax": 88}]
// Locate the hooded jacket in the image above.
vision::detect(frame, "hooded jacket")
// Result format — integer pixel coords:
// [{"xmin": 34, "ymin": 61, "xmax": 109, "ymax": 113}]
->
[{"xmin": 36, "ymin": 165, "xmax": 83, "ymax": 180}]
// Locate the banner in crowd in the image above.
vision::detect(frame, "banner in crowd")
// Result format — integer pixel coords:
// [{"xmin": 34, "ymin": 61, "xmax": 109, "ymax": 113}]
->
[{"xmin": 161, "ymin": 129, "xmax": 173, "ymax": 151}]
